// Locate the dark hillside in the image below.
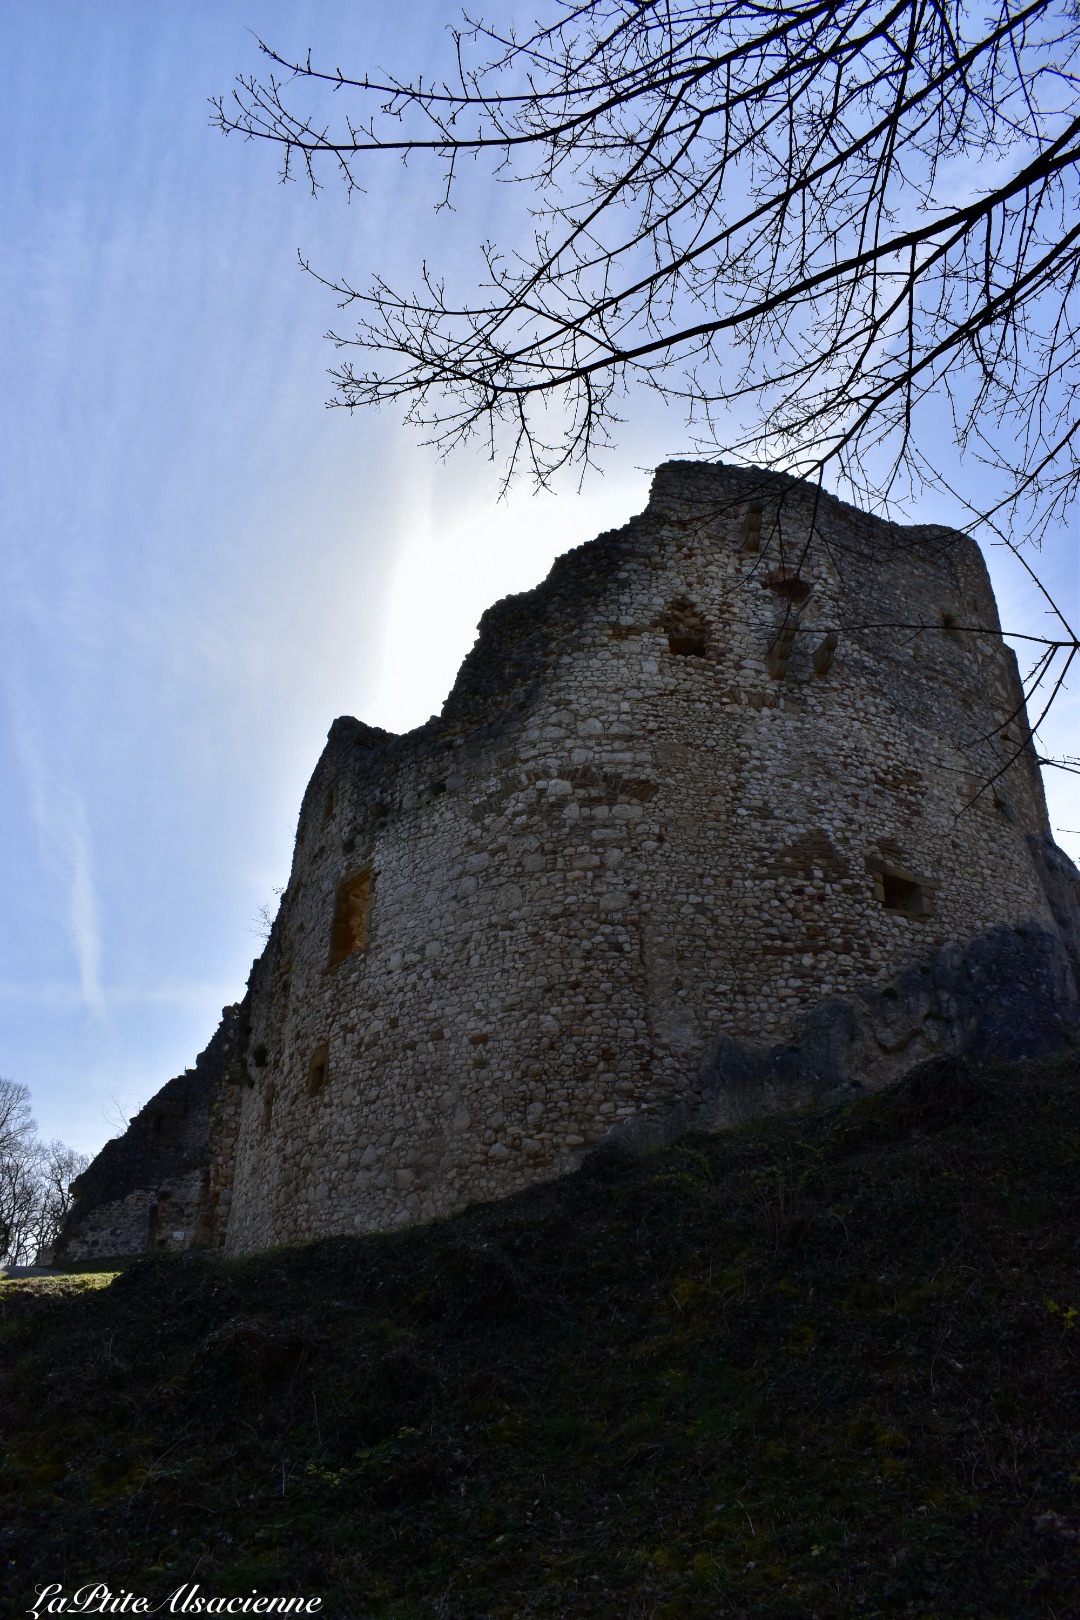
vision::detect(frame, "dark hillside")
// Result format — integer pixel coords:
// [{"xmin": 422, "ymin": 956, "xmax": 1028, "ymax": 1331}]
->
[{"xmin": 2, "ymin": 1053, "xmax": 1078, "ymax": 1618}]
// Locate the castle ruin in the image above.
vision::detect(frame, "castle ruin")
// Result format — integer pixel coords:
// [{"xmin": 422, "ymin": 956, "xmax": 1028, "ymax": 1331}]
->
[{"xmin": 55, "ymin": 462, "xmax": 1080, "ymax": 1261}]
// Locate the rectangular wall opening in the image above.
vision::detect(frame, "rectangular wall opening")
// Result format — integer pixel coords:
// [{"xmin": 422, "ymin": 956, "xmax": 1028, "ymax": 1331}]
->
[
  {"xmin": 867, "ymin": 855, "xmax": 935, "ymax": 918},
  {"xmin": 881, "ymin": 871, "xmax": 928, "ymax": 916},
  {"xmin": 867, "ymin": 855, "xmax": 939, "ymax": 920},
  {"xmin": 307, "ymin": 1042, "xmax": 330, "ymax": 1097},
  {"xmin": 664, "ymin": 596, "xmax": 708, "ymax": 657},
  {"xmin": 329, "ymin": 870, "xmax": 372, "ymax": 967}
]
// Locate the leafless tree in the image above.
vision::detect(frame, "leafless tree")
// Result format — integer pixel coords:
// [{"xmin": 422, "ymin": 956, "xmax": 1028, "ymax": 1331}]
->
[
  {"xmin": 32, "ymin": 1143, "xmax": 90, "ymax": 1263},
  {"xmin": 0, "ymin": 1078, "xmax": 88, "ymax": 1267},
  {"xmin": 251, "ymin": 886, "xmax": 286, "ymax": 943},
  {"xmin": 216, "ymin": 3, "xmax": 1078, "ymax": 518},
  {"xmin": 0, "ymin": 1079, "xmax": 39, "ymax": 1265},
  {"xmin": 214, "ymin": 1, "xmax": 1079, "ymax": 774}
]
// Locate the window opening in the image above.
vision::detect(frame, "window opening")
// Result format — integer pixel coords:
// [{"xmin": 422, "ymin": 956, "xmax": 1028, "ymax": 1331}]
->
[
  {"xmin": 329, "ymin": 870, "xmax": 372, "ymax": 966},
  {"xmin": 149, "ymin": 1190, "xmax": 170, "ymax": 1250},
  {"xmin": 812, "ymin": 631, "xmax": 839, "ymax": 675},
  {"xmin": 881, "ymin": 872, "xmax": 927, "ymax": 916},
  {"xmin": 766, "ymin": 616, "xmax": 798, "ymax": 679},
  {"xmin": 307, "ymin": 1042, "xmax": 330, "ymax": 1096},
  {"xmin": 764, "ymin": 567, "xmax": 813, "ymax": 607},
  {"xmin": 869, "ymin": 859, "xmax": 934, "ymax": 918},
  {"xmin": 664, "ymin": 596, "xmax": 708, "ymax": 657},
  {"xmin": 939, "ymin": 608, "xmax": 964, "ymax": 642},
  {"xmin": 740, "ymin": 503, "xmax": 763, "ymax": 552},
  {"xmin": 992, "ymin": 788, "xmax": 1017, "ymax": 823}
]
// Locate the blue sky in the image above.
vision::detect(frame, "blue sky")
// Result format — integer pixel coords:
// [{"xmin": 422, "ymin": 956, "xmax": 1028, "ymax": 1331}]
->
[{"xmin": 1, "ymin": 2, "xmax": 1076, "ymax": 1159}]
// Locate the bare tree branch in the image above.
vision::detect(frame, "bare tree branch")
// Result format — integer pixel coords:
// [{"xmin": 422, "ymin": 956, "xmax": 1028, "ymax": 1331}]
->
[{"xmin": 214, "ymin": 1, "xmax": 1079, "ymax": 539}]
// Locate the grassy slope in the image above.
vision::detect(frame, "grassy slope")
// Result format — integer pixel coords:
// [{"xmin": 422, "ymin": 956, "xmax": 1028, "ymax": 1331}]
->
[{"xmin": 1, "ymin": 1054, "xmax": 1078, "ymax": 1619}]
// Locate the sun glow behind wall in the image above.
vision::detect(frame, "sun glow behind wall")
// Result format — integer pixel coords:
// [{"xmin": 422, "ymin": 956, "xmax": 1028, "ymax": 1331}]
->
[{"xmin": 0, "ymin": 1, "xmax": 605, "ymax": 1154}]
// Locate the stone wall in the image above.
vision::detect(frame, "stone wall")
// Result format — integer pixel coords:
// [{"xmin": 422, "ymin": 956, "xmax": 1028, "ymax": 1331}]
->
[
  {"xmin": 53, "ymin": 1002, "xmax": 246, "ymax": 1263},
  {"xmin": 219, "ymin": 461, "xmax": 1079, "ymax": 1253}
]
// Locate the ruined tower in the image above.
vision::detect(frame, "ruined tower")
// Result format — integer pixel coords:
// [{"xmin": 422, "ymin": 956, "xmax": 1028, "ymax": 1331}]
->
[{"xmin": 56, "ymin": 462, "xmax": 1080, "ymax": 1262}]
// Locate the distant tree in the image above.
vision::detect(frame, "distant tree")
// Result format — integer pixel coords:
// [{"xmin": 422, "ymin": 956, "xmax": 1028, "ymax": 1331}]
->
[
  {"xmin": 216, "ymin": 1, "xmax": 1079, "ymax": 539},
  {"xmin": 31, "ymin": 1142, "xmax": 90, "ymax": 1264},
  {"xmin": 0, "ymin": 1078, "xmax": 87, "ymax": 1267},
  {"xmin": 0, "ymin": 1079, "xmax": 39, "ymax": 1266}
]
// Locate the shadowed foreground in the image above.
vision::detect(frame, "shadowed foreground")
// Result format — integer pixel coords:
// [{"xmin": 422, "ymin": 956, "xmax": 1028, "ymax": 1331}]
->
[{"xmin": 2, "ymin": 1053, "xmax": 1078, "ymax": 1618}]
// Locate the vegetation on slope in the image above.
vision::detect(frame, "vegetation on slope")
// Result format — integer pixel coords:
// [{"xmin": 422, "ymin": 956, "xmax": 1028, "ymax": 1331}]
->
[{"xmin": 1, "ymin": 1053, "xmax": 1078, "ymax": 1618}]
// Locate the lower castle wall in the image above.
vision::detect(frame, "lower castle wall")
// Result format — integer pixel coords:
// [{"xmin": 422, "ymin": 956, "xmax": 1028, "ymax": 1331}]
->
[
  {"xmin": 54, "ymin": 1004, "xmax": 245, "ymax": 1263},
  {"xmin": 57, "ymin": 1168, "xmax": 209, "ymax": 1262}
]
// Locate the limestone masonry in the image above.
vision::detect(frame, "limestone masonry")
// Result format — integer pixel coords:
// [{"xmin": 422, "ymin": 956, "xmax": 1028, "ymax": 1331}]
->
[{"xmin": 55, "ymin": 462, "xmax": 1080, "ymax": 1262}]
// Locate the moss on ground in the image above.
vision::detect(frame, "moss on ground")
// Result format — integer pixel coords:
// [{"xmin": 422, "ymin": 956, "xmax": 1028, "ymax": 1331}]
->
[{"xmin": 1, "ymin": 1052, "xmax": 1078, "ymax": 1617}]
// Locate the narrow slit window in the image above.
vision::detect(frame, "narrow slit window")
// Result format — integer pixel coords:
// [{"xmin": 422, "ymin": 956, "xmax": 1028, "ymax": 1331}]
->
[
  {"xmin": 307, "ymin": 1042, "xmax": 330, "ymax": 1097},
  {"xmin": 329, "ymin": 870, "xmax": 372, "ymax": 966},
  {"xmin": 739, "ymin": 502, "xmax": 763, "ymax": 551},
  {"xmin": 150, "ymin": 1190, "xmax": 170, "ymax": 1250}
]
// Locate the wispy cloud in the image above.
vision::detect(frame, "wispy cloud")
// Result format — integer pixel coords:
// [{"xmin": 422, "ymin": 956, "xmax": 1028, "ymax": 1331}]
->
[
  {"xmin": 0, "ymin": 979, "xmax": 230, "ymax": 1009},
  {"xmin": 67, "ymin": 823, "xmax": 104, "ymax": 1012},
  {"xmin": 3, "ymin": 674, "xmax": 106, "ymax": 1015}
]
